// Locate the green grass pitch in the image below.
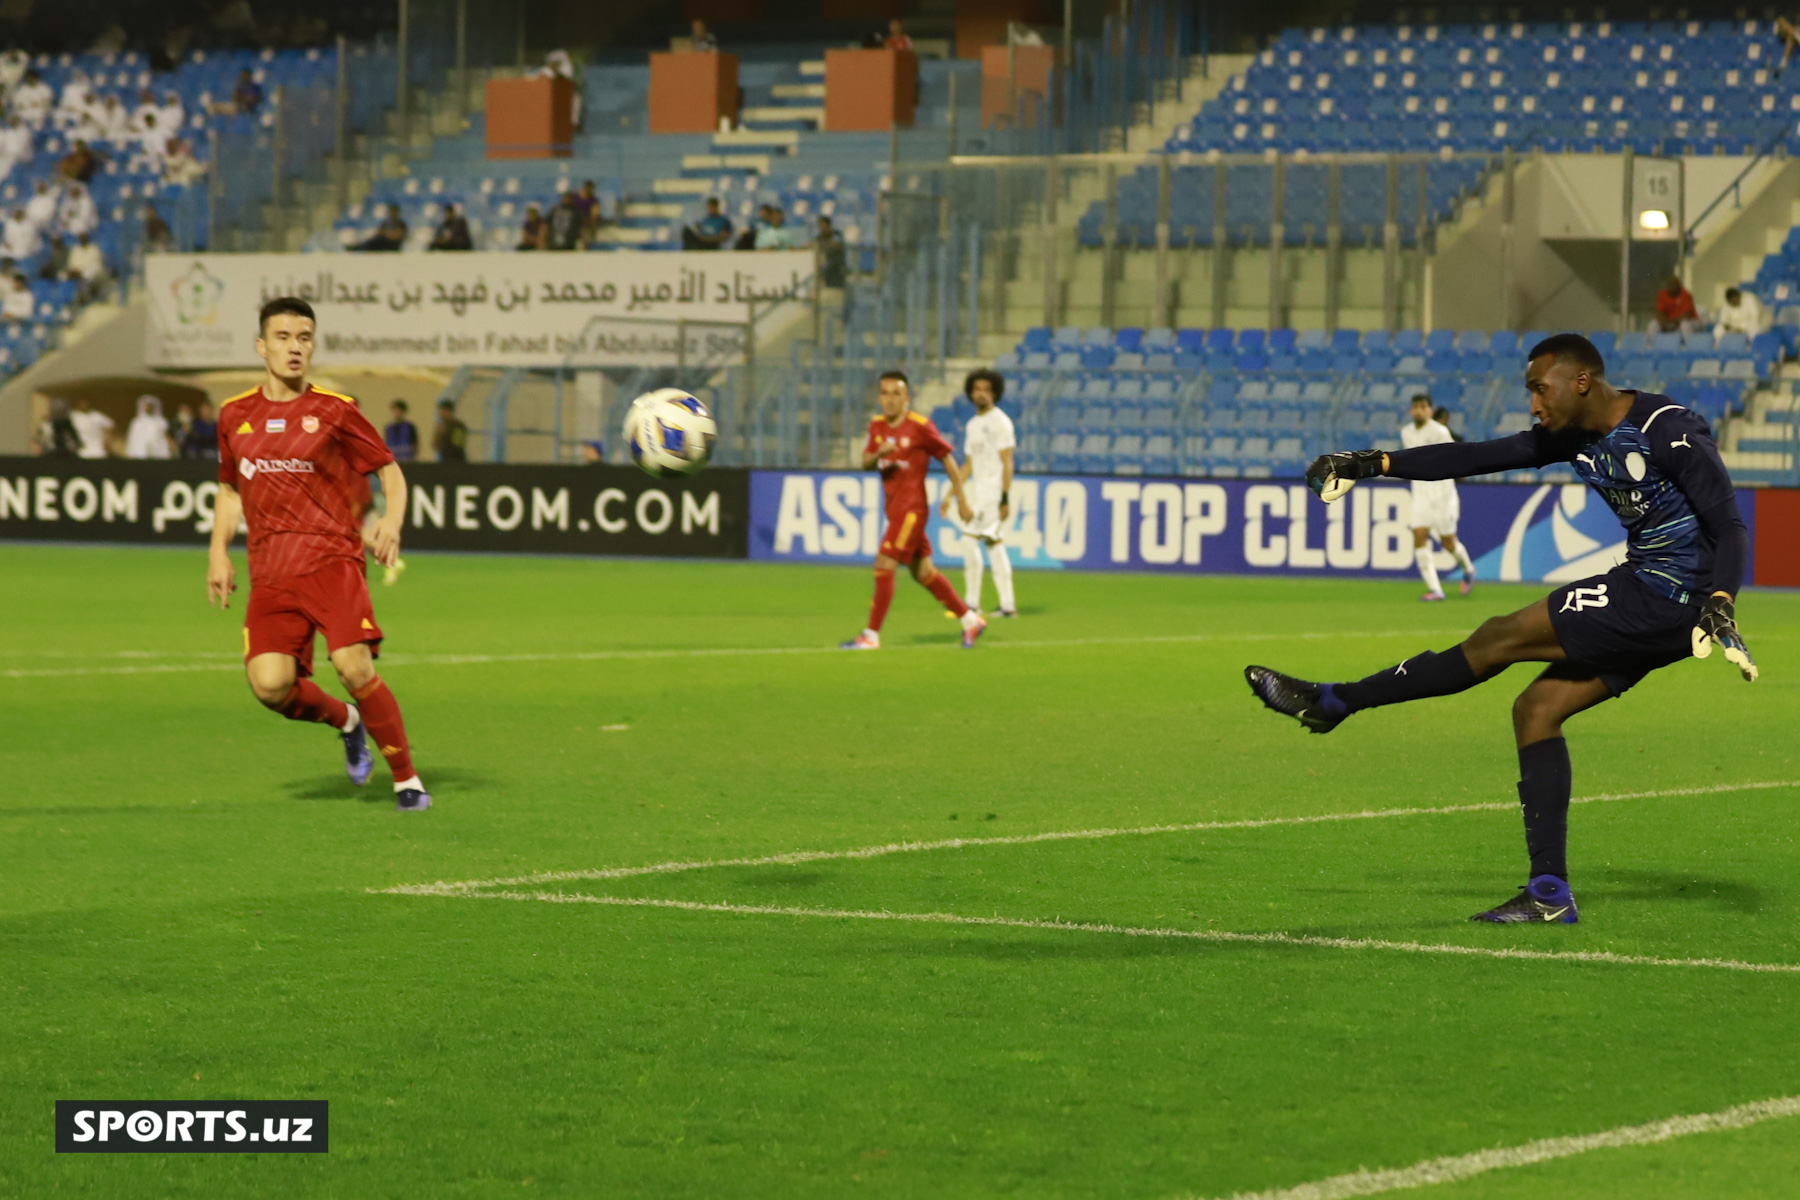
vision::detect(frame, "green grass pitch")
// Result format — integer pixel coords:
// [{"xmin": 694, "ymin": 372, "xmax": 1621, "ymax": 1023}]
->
[{"xmin": 3, "ymin": 542, "xmax": 1799, "ymax": 1198}]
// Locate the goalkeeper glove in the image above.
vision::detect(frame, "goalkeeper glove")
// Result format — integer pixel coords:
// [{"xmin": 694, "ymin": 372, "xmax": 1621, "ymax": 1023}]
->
[
  {"xmin": 1305, "ymin": 449, "xmax": 1386, "ymax": 502},
  {"xmin": 1691, "ymin": 593, "xmax": 1758, "ymax": 681}
]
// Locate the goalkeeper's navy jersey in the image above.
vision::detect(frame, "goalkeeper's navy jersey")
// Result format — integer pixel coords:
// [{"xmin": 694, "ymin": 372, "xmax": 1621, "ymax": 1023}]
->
[{"xmin": 1390, "ymin": 392, "xmax": 1739, "ymax": 604}]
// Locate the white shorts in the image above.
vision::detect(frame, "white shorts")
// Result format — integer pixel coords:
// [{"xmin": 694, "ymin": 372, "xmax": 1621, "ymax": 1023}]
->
[
  {"xmin": 1409, "ymin": 483, "xmax": 1459, "ymax": 538},
  {"xmin": 960, "ymin": 498, "xmax": 1006, "ymax": 544}
]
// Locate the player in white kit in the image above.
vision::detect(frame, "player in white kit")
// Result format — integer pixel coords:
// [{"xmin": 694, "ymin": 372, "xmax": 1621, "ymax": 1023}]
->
[
  {"xmin": 939, "ymin": 369, "xmax": 1018, "ymax": 617},
  {"xmin": 1400, "ymin": 394, "xmax": 1477, "ymax": 601}
]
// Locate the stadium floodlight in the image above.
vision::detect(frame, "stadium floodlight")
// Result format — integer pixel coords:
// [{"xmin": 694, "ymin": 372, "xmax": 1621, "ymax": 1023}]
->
[{"xmin": 1638, "ymin": 209, "xmax": 1671, "ymax": 231}]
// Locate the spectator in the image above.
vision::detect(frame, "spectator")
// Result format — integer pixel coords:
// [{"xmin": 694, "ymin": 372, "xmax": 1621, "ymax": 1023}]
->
[
  {"xmin": 38, "ymin": 234, "xmax": 67, "ymax": 281},
  {"xmin": 1432, "ymin": 405, "xmax": 1465, "ymax": 442},
  {"xmin": 33, "ymin": 397, "xmax": 80, "ymax": 457},
  {"xmin": 66, "ymin": 232, "xmax": 106, "ymax": 300},
  {"xmin": 10, "ymin": 69, "xmax": 53, "ymax": 128},
  {"xmin": 143, "ymin": 203, "xmax": 174, "ymax": 252},
  {"xmin": 0, "ymin": 116, "xmax": 28, "ymax": 178},
  {"xmin": 815, "ymin": 216, "xmax": 847, "ymax": 287},
  {"xmin": 129, "ymin": 88, "xmax": 161, "ymax": 135},
  {"xmin": 884, "ymin": 18, "xmax": 913, "ymax": 49},
  {"xmin": 23, "ymin": 179, "xmax": 55, "ymax": 231},
  {"xmin": 54, "ymin": 69, "xmax": 94, "ymax": 132},
  {"xmin": 356, "ymin": 204, "xmax": 408, "ymax": 252},
  {"xmin": 1714, "ymin": 286, "xmax": 1763, "ymax": 339},
  {"xmin": 734, "ymin": 204, "xmax": 767, "ymax": 250},
  {"xmin": 385, "ymin": 400, "xmax": 419, "ymax": 461},
  {"xmin": 547, "ymin": 191, "xmax": 584, "ymax": 250},
  {"xmin": 689, "ymin": 18, "xmax": 719, "ymax": 52},
  {"xmin": 162, "ymin": 138, "xmax": 205, "ymax": 187},
  {"xmin": 573, "ymin": 180, "xmax": 603, "ymax": 241},
  {"xmin": 1, "ymin": 270, "xmax": 32, "ymax": 321},
  {"xmin": 158, "ymin": 90, "xmax": 185, "ymax": 139},
  {"xmin": 755, "ymin": 204, "xmax": 795, "ymax": 249},
  {"xmin": 131, "ymin": 112, "xmax": 167, "ymax": 171},
  {"xmin": 434, "ymin": 399, "xmax": 469, "ymax": 462},
  {"xmin": 125, "ymin": 395, "xmax": 172, "ymax": 459},
  {"xmin": 70, "ymin": 397, "xmax": 112, "ymax": 458},
  {"xmin": 232, "ymin": 69, "xmax": 264, "ymax": 115},
  {"xmin": 683, "ymin": 196, "xmax": 733, "ymax": 250},
  {"xmin": 0, "ymin": 47, "xmax": 28, "ymax": 94},
  {"xmin": 579, "ymin": 440, "xmax": 606, "ymax": 463},
  {"xmin": 429, "ymin": 203, "xmax": 473, "ymax": 251},
  {"xmin": 181, "ymin": 400, "xmax": 218, "ymax": 459},
  {"xmin": 58, "ymin": 138, "xmax": 101, "ymax": 184},
  {"xmin": 2, "ymin": 207, "xmax": 39, "ymax": 260},
  {"xmin": 517, "ymin": 203, "xmax": 546, "ymax": 250},
  {"xmin": 59, "ymin": 182, "xmax": 98, "ymax": 238},
  {"xmin": 1650, "ymin": 274, "xmax": 1700, "ymax": 335}
]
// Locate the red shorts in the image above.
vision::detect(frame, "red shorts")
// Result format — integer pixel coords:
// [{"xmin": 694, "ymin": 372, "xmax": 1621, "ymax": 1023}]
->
[
  {"xmin": 243, "ymin": 558, "xmax": 383, "ymax": 678},
  {"xmin": 878, "ymin": 508, "xmax": 932, "ymax": 565}
]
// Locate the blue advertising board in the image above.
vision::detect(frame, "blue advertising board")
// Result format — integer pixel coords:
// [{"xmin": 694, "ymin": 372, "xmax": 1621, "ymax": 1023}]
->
[{"xmin": 748, "ymin": 471, "xmax": 1757, "ymax": 584}]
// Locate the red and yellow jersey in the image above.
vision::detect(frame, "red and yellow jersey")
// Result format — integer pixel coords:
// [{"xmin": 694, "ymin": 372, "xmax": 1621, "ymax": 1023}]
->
[
  {"xmin": 865, "ymin": 410, "xmax": 952, "ymax": 517},
  {"xmin": 217, "ymin": 384, "xmax": 395, "ymax": 582}
]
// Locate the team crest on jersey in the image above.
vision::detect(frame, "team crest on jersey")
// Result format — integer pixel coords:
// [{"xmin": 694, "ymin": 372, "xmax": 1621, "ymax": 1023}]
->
[
  {"xmin": 236, "ymin": 421, "xmax": 252, "ymax": 434},
  {"xmin": 266, "ymin": 418, "xmax": 286, "ymax": 433},
  {"xmin": 302, "ymin": 415, "xmax": 320, "ymax": 434}
]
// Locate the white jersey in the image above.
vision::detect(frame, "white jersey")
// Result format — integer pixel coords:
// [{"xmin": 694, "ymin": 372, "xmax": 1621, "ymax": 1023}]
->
[
  {"xmin": 1399, "ymin": 418, "xmax": 1458, "ymax": 534},
  {"xmin": 962, "ymin": 407, "xmax": 1015, "ymax": 503}
]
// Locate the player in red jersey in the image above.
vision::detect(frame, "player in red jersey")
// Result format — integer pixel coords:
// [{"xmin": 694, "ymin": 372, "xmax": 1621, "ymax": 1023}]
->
[
  {"xmin": 840, "ymin": 370, "xmax": 986, "ymax": 650},
  {"xmin": 205, "ymin": 296, "xmax": 431, "ymax": 811}
]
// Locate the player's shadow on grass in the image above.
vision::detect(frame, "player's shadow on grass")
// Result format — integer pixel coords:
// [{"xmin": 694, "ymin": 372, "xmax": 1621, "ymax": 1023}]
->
[
  {"xmin": 1587, "ymin": 869, "xmax": 1764, "ymax": 913},
  {"xmin": 285, "ymin": 766, "xmax": 489, "ymax": 801}
]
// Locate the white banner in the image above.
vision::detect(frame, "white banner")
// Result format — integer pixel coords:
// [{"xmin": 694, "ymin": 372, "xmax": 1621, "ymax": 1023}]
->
[{"xmin": 144, "ymin": 251, "xmax": 815, "ymax": 369}]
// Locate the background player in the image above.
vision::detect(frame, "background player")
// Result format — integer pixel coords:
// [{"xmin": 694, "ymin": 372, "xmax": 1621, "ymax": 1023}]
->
[
  {"xmin": 938, "ymin": 368, "xmax": 1018, "ymax": 618},
  {"xmin": 206, "ymin": 296, "xmax": 431, "ymax": 811},
  {"xmin": 1249, "ymin": 335, "xmax": 1755, "ymax": 924},
  {"xmin": 1400, "ymin": 393, "xmax": 1477, "ymax": 599},
  {"xmin": 841, "ymin": 370, "xmax": 986, "ymax": 650}
]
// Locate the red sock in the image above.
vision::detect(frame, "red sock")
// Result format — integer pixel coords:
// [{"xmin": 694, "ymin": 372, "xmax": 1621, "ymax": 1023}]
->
[
  {"xmin": 868, "ymin": 568, "xmax": 895, "ymax": 632},
  {"xmin": 351, "ymin": 675, "xmax": 416, "ymax": 782},
  {"xmin": 278, "ymin": 678, "xmax": 349, "ymax": 729},
  {"xmin": 924, "ymin": 572, "xmax": 969, "ymax": 617}
]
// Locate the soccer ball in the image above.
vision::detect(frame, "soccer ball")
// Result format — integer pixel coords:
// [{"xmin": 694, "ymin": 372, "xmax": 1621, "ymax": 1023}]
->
[{"xmin": 624, "ymin": 389, "xmax": 716, "ymax": 477}]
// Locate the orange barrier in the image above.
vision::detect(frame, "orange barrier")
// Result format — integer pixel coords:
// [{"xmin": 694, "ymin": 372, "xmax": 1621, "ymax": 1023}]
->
[
  {"xmin": 485, "ymin": 76, "xmax": 574, "ymax": 159},
  {"xmin": 649, "ymin": 51, "xmax": 739, "ymax": 134},
  {"xmin": 823, "ymin": 48, "xmax": 917, "ymax": 132}
]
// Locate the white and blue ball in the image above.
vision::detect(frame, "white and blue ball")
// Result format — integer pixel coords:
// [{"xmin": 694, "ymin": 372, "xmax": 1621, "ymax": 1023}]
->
[{"xmin": 624, "ymin": 388, "xmax": 716, "ymax": 477}]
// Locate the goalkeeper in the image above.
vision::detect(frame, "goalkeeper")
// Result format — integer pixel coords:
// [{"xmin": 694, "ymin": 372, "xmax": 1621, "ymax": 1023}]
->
[{"xmin": 1246, "ymin": 334, "xmax": 1756, "ymax": 925}]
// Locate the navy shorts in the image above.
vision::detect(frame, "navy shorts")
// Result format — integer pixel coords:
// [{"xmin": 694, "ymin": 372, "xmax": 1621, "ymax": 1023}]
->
[{"xmin": 1546, "ymin": 565, "xmax": 1699, "ymax": 696}]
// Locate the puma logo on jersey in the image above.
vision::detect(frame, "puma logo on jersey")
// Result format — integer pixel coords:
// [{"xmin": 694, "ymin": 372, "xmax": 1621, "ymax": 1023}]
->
[
  {"xmin": 1575, "ymin": 452, "xmax": 1597, "ymax": 470},
  {"xmin": 1394, "ymin": 659, "xmax": 1409, "ymax": 676},
  {"xmin": 1559, "ymin": 583, "xmax": 1609, "ymax": 612},
  {"xmin": 1670, "ymin": 434, "xmax": 1693, "ymax": 449}
]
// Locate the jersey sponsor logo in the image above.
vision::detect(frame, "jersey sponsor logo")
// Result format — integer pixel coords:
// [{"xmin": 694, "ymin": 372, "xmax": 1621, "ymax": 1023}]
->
[
  {"xmin": 243, "ymin": 457, "xmax": 317, "ymax": 475},
  {"xmin": 236, "ymin": 421, "xmax": 253, "ymax": 434},
  {"xmin": 302, "ymin": 415, "xmax": 320, "ymax": 434},
  {"xmin": 265, "ymin": 419, "xmax": 287, "ymax": 433},
  {"xmin": 1558, "ymin": 583, "xmax": 1609, "ymax": 612}
]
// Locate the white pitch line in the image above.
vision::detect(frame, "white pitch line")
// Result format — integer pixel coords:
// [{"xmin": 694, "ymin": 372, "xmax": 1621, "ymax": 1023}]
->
[
  {"xmin": 1198, "ymin": 1094, "xmax": 1800, "ymax": 1200},
  {"xmin": 0, "ymin": 627, "xmax": 1439, "ymax": 679},
  {"xmin": 463, "ymin": 892, "xmax": 1800, "ymax": 976},
  {"xmin": 376, "ymin": 779, "xmax": 1800, "ymax": 897}
]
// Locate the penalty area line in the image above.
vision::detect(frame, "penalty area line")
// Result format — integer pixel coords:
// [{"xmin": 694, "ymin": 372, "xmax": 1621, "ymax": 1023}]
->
[
  {"xmin": 376, "ymin": 779, "xmax": 1800, "ymax": 897},
  {"xmin": 1195, "ymin": 1094, "xmax": 1800, "ymax": 1200},
  {"xmin": 459, "ymin": 891, "xmax": 1800, "ymax": 976}
]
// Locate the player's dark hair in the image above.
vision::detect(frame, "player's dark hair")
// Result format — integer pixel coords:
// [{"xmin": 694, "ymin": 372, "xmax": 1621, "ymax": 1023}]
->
[
  {"xmin": 878, "ymin": 369, "xmax": 909, "ymax": 389},
  {"xmin": 1526, "ymin": 332, "xmax": 1605, "ymax": 377},
  {"xmin": 964, "ymin": 368, "xmax": 1005, "ymax": 401},
  {"xmin": 392, "ymin": 399, "xmax": 408, "ymax": 413},
  {"xmin": 259, "ymin": 295, "xmax": 315, "ymax": 333},
  {"xmin": 1409, "ymin": 393, "xmax": 1431, "ymax": 405}
]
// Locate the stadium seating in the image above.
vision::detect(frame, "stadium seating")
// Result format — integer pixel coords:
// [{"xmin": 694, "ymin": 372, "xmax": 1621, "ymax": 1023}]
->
[
  {"xmin": 0, "ymin": 45, "xmax": 358, "ymax": 382},
  {"xmin": 964, "ymin": 323, "xmax": 1778, "ymax": 480},
  {"xmin": 1173, "ymin": 20, "xmax": 1799, "ymax": 157}
]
